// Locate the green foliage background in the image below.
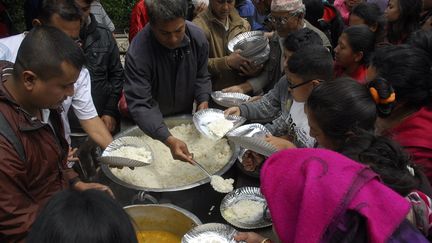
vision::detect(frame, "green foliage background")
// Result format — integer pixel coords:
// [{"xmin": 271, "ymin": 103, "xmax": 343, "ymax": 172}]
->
[{"xmin": 4, "ymin": 0, "xmax": 139, "ymax": 33}]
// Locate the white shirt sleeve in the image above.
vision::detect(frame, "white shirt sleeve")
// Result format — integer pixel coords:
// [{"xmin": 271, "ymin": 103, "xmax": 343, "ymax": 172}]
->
[{"xmin": 71, "ymin": 68, "xmax": 98, "ymax": 120}]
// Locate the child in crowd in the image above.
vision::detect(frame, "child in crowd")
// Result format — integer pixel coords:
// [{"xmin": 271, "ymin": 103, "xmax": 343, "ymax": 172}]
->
[
  {"xmin": 27, "ymin": 190, "xmax": 138, "ymax": 243},
  {"xmin": 367, "ymin": 45, "xmax": 432, "ymax": 183},
  {"xmin": 385, "ymin": 0, "xmax": 422, "ymax": 44},
  {"xmin": 306, "ymin": 78, "xmax": 432, "ymax": 237},
  {"xmin": 235, "ymin": 149, "xmax": 429, "ymax": 243},
  {"xmin": 334, "ymin": 25, "xmax": 375, "ymax": 84},
  {"xmin": 349, "ymin": 2, "xmax": 387, "ymax": 46},
  {"xmin": 226, "ymin": 43, "xmax": 333, "ymax": 148}
]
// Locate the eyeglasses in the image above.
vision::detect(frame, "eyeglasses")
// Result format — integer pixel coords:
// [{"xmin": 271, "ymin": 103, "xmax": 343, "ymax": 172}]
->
[
  {"xmin": 288, "ymin": 79, "xmax": 323, "ymax": 89},
  {"xmin": 268, "ymin": 12, "xmax": 300, "ymax": 25}
]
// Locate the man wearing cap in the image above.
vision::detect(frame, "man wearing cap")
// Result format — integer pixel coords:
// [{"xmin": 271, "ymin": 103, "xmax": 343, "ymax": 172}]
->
[{"xmin": 224, "ymin": 0, "xmax": 331, "ymax": 94}]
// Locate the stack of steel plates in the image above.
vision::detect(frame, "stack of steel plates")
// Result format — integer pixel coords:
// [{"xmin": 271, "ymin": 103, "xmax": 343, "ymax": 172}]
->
[{"xmin": 227, "ymin": 31, "xmax": 270, "ymax": 65}]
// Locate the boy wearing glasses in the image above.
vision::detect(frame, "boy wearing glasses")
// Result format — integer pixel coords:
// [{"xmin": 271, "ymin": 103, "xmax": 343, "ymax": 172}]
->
[{"xmin": 225, "ymin": 29, "xmax": 333, "ymax": 149}]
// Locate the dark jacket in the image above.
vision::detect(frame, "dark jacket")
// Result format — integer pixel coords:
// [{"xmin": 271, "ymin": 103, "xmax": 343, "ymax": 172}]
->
[
  {"xmin": 81, "ymin": 14, "xmax": 123, "ymax": 118},
  {"xmin": 124, "ymin": 21, "xmax": 212, "ymax": 141},
  {"xmin": 262, "ymin": 33, "xmax": 284, "ymax": 93},
  {"xmin": 0, "ymin": 65, "xmax": 78, "ymax": 242}
]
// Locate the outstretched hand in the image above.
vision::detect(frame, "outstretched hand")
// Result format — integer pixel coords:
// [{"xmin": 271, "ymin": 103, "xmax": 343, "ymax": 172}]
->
[{"xmin": 165, "ymin": 136, "xmax": 194, "ymax": 164}]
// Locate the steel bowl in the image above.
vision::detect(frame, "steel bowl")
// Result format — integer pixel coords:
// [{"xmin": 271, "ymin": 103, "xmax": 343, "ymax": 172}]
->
[
  {"xmin": 101, "ymin": 115, "xmax": 240, "ymax": 192},
  {"xmin": 125, "ymin": 204, "xmax": 201, "ymax": 239}
]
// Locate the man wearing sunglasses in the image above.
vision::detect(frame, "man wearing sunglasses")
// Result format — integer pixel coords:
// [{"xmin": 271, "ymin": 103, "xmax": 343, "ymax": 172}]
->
[{"xmin": 223, "ymin": 0, "xmax": 331, "ymax": 95}]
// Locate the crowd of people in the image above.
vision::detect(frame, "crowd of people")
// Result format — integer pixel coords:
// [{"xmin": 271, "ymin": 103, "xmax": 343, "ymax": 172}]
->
[{"xmin": 0, "ymin": 0, "xmax": 431, "ymax": 242}]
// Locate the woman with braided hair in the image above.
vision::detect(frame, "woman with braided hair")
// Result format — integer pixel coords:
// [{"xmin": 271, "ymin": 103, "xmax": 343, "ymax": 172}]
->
[
  {"xmin": 367, "ymin": 45, "xmax": 432, "ymax": 184},
  {"xmin": 305, "ymin": 77, "xmax": 432, "ymax": 238}
]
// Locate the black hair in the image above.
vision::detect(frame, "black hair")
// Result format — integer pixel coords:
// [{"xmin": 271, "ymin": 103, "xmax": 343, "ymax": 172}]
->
[
  {"xmin": 37, "ymin": 0, "xmax": 82, "ymax": 24},
  {"xmin": 307, "ymin": 78, "xmax": 417, "ymax": 196},
  {"xmin": 27, "ymin": 189, "xmax": 138, "ymax": 243},
  {"xmin": 283, "ymin": 28, "xmax": 323, "ymax": 52},
  {"xmin": 287, "ymin": 45, "xmax": 334, "ymax": 81},
  {"xmin": 341, "ymin": 130, "xmax": 418, "ymax": 196},
  {"xmin": 307, "ymin": 78, "xmax": 378, "ymax": 141},
  {"xmin": 342, "ymin": 25, "xmax": 375, "ymax": 64},
  {"xmin": 145, "ymin": 0, "xmax": 188, "ymax": 24},
  {"xmin": 351, "ymin": 2, "xmax": 383, "ymax": 25},
  {"xmin": 13, "ymin": 25, "xmax": 86, "ymax": 81},
  {"xmin": 351, "ymin": 3, "xmax": 386, "ymax": 44},
  {"xmin": 387, "ymin": 0, "xmax": 422, "ymax": 44},
  {"xmin": 303, "ymin": 0, "xmax": 324, "ymax": 28},
  {"xmin": 370, "ymin": 45, "xmax": 432, "ymax": 108},
  {"xmin": 407, "ymin": 30, "xmax": 432, "ymax": 61}
]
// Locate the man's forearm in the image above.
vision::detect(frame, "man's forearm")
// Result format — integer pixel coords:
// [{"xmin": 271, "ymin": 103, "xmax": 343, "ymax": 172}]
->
[{"xmin": 79, "ymin": 116, "xmax": 113, "ymax": 149}]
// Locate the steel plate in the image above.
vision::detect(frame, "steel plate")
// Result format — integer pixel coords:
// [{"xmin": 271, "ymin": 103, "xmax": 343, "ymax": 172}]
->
[
  {"xmin": 99, "ymin": 136, "xmax": 154, "ymax": 167},
  {"xmin": 193, "ymin": 108, "xmax": 246, "ymax": 140},
  {"xmin": 182, "ymin": 223, "xmax": 237, "ymax": 243},
  {"xmin": 220, "ymin": 187, "xmax": 272, "ymax": 229},
  {"xmin": 211, "ymin": 91, "xmax": 251, "ymax": 108}
]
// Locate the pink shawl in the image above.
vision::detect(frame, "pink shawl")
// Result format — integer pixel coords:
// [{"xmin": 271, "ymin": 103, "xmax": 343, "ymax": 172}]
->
[{"xmin": 260, "ymin": 148, "xmax": 411, "ymax": 243}]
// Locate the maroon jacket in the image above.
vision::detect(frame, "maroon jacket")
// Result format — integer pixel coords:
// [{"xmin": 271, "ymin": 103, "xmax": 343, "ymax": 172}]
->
[{"xmin": 0, "ymin": 66, "xmax": 79, "ymax": 242}]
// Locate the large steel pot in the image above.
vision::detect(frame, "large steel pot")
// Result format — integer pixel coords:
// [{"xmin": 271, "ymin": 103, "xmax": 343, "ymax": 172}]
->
[
  {"xmin": 101, "ymin": 115, "xmax": 240, "ymax": 192},
  {"xmin": 125, "ymin": 204, "xmax": 201, "ymax": 239}
]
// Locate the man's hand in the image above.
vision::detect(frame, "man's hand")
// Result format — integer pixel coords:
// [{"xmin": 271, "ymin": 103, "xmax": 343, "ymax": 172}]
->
[
  {"xmin": 224, "ymin": 106, "xmax": 241, "ymax": 116},
  {"xmin": 265, "ymin": 134, "xmax": 296, "ymax": 151},
  {"xmin": 239, "ymin": 62, "xmax": 264, "ymax": 77},
  {"xmin": 241, "ymin": 150, "xmax": 265, "ymax": 172},
  {"xmin": 80, "ymin": 116, "xmax": 113, "ymax": 149},
  {"xmin": 73, "ymin": 181, "xmax": 114, "ymax": 198},
  {"xmin": 234, "ymin": 232, "xmax": 268, "ymax": 243},
  {"xmin": 222, "ymin": 82, "xmax": 253, "ymax": 94},
  {"xmin": 227, "ymin": 50, "xmax": 250, "ymax": 70},
  {"xmin": 101, "ymin": 115, "xmax": 117, "ymax": 133},
  {"xmin": 247, "ymin": 95, "xmax": 262, "ymax": 103},
  {"xmin": 67, "ymin": 147, "xmax": 79, "ymax": 162},
  {"xmin": 193, "ymin": 2, "xmax": 207, "ymax": 17},
  {"xmin": 196, "ymin": 101, "xmax": 208, "ymax": 111},
  {"xmin": 165, "ymin": 136, "xmax": 194, "ymax": 164}
]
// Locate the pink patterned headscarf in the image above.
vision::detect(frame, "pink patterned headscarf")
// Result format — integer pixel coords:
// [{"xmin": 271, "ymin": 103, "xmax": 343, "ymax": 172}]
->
[
  {"xmin": 260, "ymin": 148, "xmax": 411, "ymax": 243},
  {"xmin": 271, "ymin": 0, "xmax": 304, "ymax": 11}
]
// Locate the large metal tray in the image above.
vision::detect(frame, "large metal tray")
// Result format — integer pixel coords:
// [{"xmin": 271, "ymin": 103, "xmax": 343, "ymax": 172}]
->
[{"xmin": 101, "ymin": 116, "xmax": 240, "ymax": 192}]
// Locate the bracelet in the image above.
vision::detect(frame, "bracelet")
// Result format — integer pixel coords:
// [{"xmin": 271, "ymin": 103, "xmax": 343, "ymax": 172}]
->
[{"xmin": 260, "ymin": 238, "xmax": 271, "ymax": 243}]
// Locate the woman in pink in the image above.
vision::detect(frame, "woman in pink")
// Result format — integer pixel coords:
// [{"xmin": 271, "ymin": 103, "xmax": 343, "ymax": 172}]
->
[
  {"xmin": 334, "ymin": 25, "xmax": 374, "ymax": 84},
  {"xmin": 334, "ymin": 0, "xmax": 364, "ymax": 25},
  {"xmin": 234, "ymin": 148, "xmax": 428, "ymax": 243},
  {"xmin": 368, "ymin": 45, "xmax": 432, "ymax": 183}
]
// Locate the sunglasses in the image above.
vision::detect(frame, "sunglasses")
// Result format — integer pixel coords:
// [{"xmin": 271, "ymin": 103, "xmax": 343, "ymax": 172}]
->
[
  {"xmin": 289, "ymin": 79, "xmax": 323, "ymax": 89},
  {"xmin": 268, "ymin": 12, "xmax": 300, "ymax": 25}
]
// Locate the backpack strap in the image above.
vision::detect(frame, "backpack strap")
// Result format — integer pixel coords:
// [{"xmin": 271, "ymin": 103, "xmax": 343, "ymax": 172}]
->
[{"xmin": 0, "ymin": 112, "xmax": 26, "ymax": 162}]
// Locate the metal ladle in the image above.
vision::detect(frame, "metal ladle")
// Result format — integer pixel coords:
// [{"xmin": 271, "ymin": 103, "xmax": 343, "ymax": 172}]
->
[{"xmin": 191, "ymin": 158, "xmax": 213, "ymax": 178}]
